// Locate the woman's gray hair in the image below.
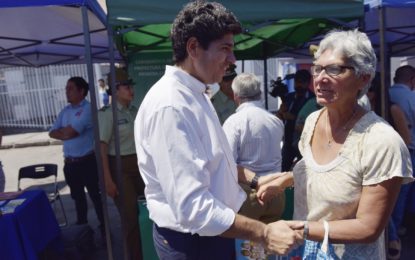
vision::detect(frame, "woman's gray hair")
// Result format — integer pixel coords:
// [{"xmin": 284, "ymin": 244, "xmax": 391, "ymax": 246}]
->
[
  {"xmin": 231, "ymin": 73, "xmax": 262, "ymax": 101},
  {"xmin": 314, "ymin": 29, "xmax": 377, "ymax": 98}
]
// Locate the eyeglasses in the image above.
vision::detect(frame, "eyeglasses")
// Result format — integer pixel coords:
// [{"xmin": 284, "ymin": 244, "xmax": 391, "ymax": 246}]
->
[{"xmin": 310, "ymin": 64, "xmax": 355, "ymax": 77}]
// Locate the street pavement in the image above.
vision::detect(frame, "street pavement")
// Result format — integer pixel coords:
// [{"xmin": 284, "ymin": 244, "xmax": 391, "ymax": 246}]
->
[{"xmin": 1, "ymin": 131, "xmax": 415, "ymax": 259}]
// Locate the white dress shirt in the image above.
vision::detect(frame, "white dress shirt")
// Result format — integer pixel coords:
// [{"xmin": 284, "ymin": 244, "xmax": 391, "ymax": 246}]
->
[
  {"xmin": 223, "ymin": 101, "xmax": 284, "ymax": 175},
  {"xmin": 134, "ymin": 65, "xmax": 246, "ymax": 236}
]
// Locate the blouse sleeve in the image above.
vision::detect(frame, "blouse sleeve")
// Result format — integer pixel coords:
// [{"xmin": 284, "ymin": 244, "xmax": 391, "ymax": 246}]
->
[{"xmin": 361, "ymin": 123, "xmax": 413, "ymax": 185}]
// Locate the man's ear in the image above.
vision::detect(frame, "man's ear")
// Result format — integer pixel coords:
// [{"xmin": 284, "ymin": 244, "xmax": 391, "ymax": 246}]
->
[
  {"xmin": 186, "ymin": 37, "xmax": 199, "ymax": 59},
  {"xmin": 234, "ymin": 93, "xmax": 240, "ymax": 105}
]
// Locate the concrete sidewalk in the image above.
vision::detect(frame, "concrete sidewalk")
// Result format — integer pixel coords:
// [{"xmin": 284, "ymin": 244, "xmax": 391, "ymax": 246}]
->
[{"xmin": 1, "ymin": 131, "xmax": 61, "ymax": 149}]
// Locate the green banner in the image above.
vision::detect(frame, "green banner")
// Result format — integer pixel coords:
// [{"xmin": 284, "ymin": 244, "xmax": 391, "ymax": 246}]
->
[{"xmin": 128, "ymin": 51, "xmax": 173, "ymax": 107}]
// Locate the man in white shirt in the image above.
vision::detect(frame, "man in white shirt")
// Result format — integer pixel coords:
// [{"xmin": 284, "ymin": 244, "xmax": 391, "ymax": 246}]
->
[
  {"xmin": 223, "ymin": 73, "xmax": 285, "ymax": 224},
  {"xmin": 134, "ymin": 1, "xmax": 301, "ymax": 259}
]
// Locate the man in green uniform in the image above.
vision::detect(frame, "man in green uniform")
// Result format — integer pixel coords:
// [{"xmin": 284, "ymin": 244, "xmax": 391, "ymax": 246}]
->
[
  {"xmin": 211, "ymin": 64, "xmax": 238, "ymax": 125},
  {"xmin": 98, "ymin": 70, "xmax": 144, "ymax": 260}
]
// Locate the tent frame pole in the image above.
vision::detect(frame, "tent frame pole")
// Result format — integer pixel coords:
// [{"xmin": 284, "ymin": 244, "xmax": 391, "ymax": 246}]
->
[
  {"xmin": 264, "ymin": 58, "xmax": 268, "ymax": 110},
  {"xmin": 378, "ymin": 6, "xmax": 390, "ymax": 120},
  {"xmin": 81, "ymin": 6, "xmax": 114, "ymax": 260},
  {"xmin": 107, "ymin": 26, "xmax": 130, "ymax": 260}
]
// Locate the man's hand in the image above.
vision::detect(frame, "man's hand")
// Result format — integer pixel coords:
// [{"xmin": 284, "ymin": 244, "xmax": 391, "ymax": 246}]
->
[
  {"xmin": 105, "ymin": 177, "xmax": 118, "ymax": 198},
  {"xmin": 286, "ymin": 220, "xmax": 305, "ymax": 242},
  {"xmin": 263, "ymin": 220, "xmax": 304, "ymax": 255}
]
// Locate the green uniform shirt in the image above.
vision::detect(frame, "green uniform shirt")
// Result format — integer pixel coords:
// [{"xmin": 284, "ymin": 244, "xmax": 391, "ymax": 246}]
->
[
  {"xmin": 98, "ymin": 102, "xmax": 138, "ymax": 156},
  {"xmin": 211, "ymin": 90, "xmax": 237, "ymax": 125}
]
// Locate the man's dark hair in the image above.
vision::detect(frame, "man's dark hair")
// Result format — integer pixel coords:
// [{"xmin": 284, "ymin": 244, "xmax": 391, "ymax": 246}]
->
[
  {"xmin": 393, "ymin": 65, "xmax": 415, "ymax": 84},
  {"xmin": 171, "ymin": 1, "xmax": 242, "ymax": 64},
  {"xmin": 68, "ymin": 76, "xmax": 89, "ymax": 97},
  {"xmin": 294, "ymin": 69, "xmax": 312, "ymax": 84}
]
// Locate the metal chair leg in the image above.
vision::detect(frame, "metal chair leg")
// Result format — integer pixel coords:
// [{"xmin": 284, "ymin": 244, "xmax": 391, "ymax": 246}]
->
[{"xmin": 57, "ymin": 194, "xmax": 68, "ymax": 227}]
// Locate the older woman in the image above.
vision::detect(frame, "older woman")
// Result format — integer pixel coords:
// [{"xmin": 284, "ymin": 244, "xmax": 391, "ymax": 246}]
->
[{"xmin": 257, "ymin": 29, "xmax": 413, "ymax": 259}]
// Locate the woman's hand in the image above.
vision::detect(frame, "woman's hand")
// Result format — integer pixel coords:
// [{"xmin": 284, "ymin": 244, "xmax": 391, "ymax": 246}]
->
[
  {"xmin": 257, "ymin": 172, "xmax": 293, "ymax": 205},
  {"xmin": 256, "ymin": 177, "xmax": 286, "ymax": 205}
]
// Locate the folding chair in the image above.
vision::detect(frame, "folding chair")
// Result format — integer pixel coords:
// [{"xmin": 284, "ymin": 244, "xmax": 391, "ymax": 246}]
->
[{"xmin": 18, "ymin": 163, "xmax": 67, "ymax": 227}]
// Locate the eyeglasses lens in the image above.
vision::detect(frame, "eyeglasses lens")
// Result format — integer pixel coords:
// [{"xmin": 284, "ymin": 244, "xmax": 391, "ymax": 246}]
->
[{"xmin": 311, "ymin": 65, "xmax": 343, "ymax": 76}]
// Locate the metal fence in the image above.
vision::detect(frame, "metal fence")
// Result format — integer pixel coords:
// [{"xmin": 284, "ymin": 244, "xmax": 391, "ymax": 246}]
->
[{"xmin": 0, "ymin": 64, "xmax": 99, "ymax": 130}]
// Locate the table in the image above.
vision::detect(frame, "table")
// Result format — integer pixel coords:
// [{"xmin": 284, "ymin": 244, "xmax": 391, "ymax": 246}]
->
[{"xmin": 0, "ymin": 190, "xmax": 63, "ymax": 259}]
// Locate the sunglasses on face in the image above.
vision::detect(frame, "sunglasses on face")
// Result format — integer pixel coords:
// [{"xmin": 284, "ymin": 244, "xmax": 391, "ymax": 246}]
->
[{"xmin": 310, "ymin": 64, "xmax": 355, "ymax": 77}]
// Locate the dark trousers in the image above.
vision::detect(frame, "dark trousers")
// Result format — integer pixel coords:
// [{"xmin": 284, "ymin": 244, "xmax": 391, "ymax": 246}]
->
[
  {"xmin": 109, "ymin": 154, "xmax": 145, "ymax": 260},
  {"xmin": 63, "ymin": 154, "xmax": 104, "ymax": 225},
  {"xmin": 153, "ymin": 224, "xmax": 235, "ymax": 260}
]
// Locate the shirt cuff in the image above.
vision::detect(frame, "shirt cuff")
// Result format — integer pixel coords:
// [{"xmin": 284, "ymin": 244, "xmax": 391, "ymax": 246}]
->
[{"xmin": 195, "ymin": 206, "xmax": 236, "ymax": 236}]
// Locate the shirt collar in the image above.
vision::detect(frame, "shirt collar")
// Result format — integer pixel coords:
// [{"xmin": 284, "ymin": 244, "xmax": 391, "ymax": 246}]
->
[
  {"xmin": 165, "ymin": 65, "xmax": 208, "ymax": 94},
  {"xmin": 116, "ymin": 101, "xmax": 134, "ymax": 111},
  {"xmin": 236, "ymin": 100, "xmax": 263, "ymax": 112},
  {"xmin": 70, "ymin": 99, "xmax": 87, "ymax": 108}
]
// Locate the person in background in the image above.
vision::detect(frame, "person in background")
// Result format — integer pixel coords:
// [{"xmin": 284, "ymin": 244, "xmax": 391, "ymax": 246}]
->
[
  {"xmin": 98, "ymin": 70, "xmax": 144, "ymax": 260},
  {"xmin": 98, "ymin": 78, "xmax": 110, "ymax": 108},
  {"xmin": 223, "ymin": 73, "xmax": 285, "ymax": 224},
  {"xmin": 257, "ymin": 29, "xmax": 413, "ymax": 259},
  {"xmin": 277, "ymin": 69, "xmax": 314, "ymax": 171},
  {"xmin": 134, "ymin": 2, "xmax": 302, "ymax": 259},
  {"xmin": 49, "ymin": 77, "xmax": 105, "ymax": 232},
  {"xmin": 292, "ymin": 96, "xmax": 322, "ymax": 163},
  {"xmin": 211, "ymin": 63, "xmax": 238, "ymax": 124},
  {"xmin": 0, "ymin": 128, "xmax": 5, "ymax": 192},
  {"xmin": 388, "ymin": 65, "xmax": 415, "ymax": 259}
]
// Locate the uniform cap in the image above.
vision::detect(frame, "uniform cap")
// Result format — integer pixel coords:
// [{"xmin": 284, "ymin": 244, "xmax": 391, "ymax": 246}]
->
[{"xmin": 107, "ymin": 68, "xmax": 134, "ymax": 88}]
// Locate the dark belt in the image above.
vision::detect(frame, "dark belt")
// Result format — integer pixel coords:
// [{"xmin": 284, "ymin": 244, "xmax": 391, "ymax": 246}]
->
[
  {"xmin": 65, "ymin": 152, "xmax": 95, "ymax": 164},
  {"xmin": 108, "ymin": 154, "xmax": 137, "ymax": 159}
]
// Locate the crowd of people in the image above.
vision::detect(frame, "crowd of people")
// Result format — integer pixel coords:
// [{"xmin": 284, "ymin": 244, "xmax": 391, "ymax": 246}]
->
[{"xmin": 29, "ymin": 1, "xmax": 415, "ymax": 260}]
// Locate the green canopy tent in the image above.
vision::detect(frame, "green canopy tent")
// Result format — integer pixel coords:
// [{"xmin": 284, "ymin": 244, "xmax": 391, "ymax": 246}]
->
[
  {"xmin": 117, "ymin": 18, "xmax": 351, "ymax": 60},
  {"xmin": 106, "ymin": 0, "xmax": 364, "ymax": 107},
  {"xmin": 107, "ymin": 0, "xmax": 363, "ymax": 25}
]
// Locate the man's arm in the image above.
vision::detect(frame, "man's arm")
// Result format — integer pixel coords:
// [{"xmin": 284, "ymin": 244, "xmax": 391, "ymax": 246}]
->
[
  {"xmin": 100, "ymin": 142, "xmax": 118, "ymax": 198},
  {"xmin": 49, "ymin": 125, "xmax": 79, "ymax": 140},
  {"xmin": 237, "ymin": 165, "xmax": 255, "ymax": 185}
]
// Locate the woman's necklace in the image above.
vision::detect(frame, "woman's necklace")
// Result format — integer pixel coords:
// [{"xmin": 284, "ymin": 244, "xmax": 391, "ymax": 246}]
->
[{"xmin": 325, "ymin": 106, "xmax": 358, "ymax": 149}]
